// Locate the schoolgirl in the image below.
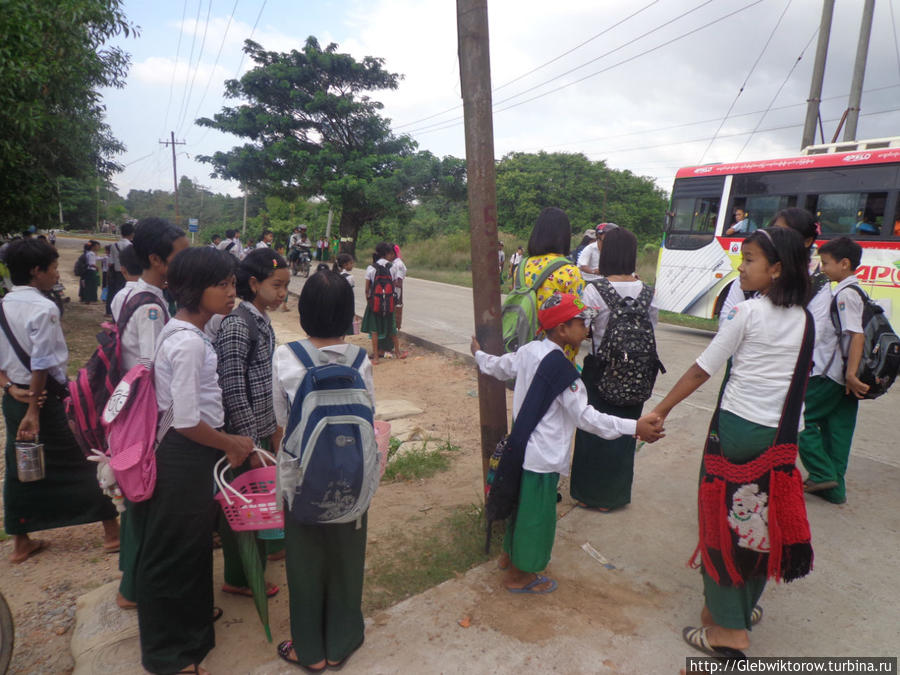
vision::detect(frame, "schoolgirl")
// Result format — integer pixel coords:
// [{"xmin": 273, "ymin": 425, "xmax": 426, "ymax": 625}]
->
[
  {"xmin": 0, "ymin": 238, "xmax": 119, "ymax": 563},
  {"xmin": 651, "ymin": 227, "xmax": 814, "ymax": 659},
  {"xmin": 80, "ymin": 240, "xmax": 101, "ymax": 303},
  {"xmin": 115, "ymin": 218, "xmax": 189, "ymax": 609},
  {"xmin": 391, "ymin": 244, "xmax": 406, "ymax": 330},
  {"xmin": 360, "ymin": 242, "xmax": 406, "ymax": 364},
  {"xmin": 273, "ymin": 270, "xmax": 375, "ymax": 672},
  {"xmin": 333, "ymin": 253, "xmax": 357, "ymax": 334},
  {"xmin": 215, "ymin": 247, "xmax": 290, "ymax": 598},
  {"xmin": 131, "ymin": 247, "xmax": 254, "ymax": 675},
  {"xmin": 571, "ymin": 227, "xmax": 659, "ymax": 511}
]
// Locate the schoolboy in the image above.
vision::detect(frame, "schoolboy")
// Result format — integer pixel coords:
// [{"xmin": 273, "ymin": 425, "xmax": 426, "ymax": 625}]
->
[
  {"xmin": 799, "ymin": 236, "xmax": 866, "ymax": 504},
  {"xmin": 108, "ymin": 244, "xmax": 143, "ymax": 322},
  {"xmin": 471, "ymin": 293, "xmax": 664, "ymax": 593}
]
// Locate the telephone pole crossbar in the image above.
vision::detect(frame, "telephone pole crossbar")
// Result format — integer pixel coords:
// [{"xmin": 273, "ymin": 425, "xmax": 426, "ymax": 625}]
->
[{"xmin": 159, "ymin": 131, "xmax": 186, "ymax": 224}]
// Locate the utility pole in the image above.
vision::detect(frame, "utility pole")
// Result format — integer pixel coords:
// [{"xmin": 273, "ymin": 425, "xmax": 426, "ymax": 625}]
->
[
  {"xmin": 159, "ymin": 131, "xmax": 186, "ymax": 224},
  {"xmin": 242, "ymin": 191, "xmax": 248, "ymax": 238},
  {"xmin": 801, "ymin": 0, "xmax": 834, "ymax": 149},
  {"xmin": 844, "ymin": 0, "xmax": 875, "ymax": 142},
  {"xmin": 457, "ymin": 0, "xmax": 508, "ymax": 484}
]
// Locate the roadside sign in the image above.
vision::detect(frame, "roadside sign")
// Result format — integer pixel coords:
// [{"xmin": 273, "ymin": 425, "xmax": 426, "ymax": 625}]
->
[{"xmin": 188, "ymin": 218, "xmax": 199, "ymax": 232}]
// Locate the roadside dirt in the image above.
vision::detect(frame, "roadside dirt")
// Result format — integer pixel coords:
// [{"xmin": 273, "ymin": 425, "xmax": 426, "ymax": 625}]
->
[{"xmin": 0, "ymin": 240, "xmax": 488, "ymax": 674}]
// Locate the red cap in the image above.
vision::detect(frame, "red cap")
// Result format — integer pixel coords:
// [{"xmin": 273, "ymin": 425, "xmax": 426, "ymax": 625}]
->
[
  {"xmin": 595, "ymin": 222, "xmax": 619, "ymax": 235},
  {"xmin": 538, "ymin": 293, "xmax": 597, "ymax": 331}
]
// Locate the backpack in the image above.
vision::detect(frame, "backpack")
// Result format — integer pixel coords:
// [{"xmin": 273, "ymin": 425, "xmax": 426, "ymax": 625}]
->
[
  {"xmin": 66, "ymin": 291, "xmax": 168, "ymax": 456},
  {"xmin": 101, "ymin": 327, "xmax": 187, "ymax": 502},
  {"xmin": 501, "ymin": 256, "xmax": 570, "ymax": 352},
  {"xmin": 484, "ymin": 348, "xmax": 579, "ymax": 553},
  {"xmin": 830, "ymin": 284, "xmax": 900, "ymax": 399},
  {"xmin": 370, "ymin": 262, "xmax": 395, "ymax": 316},
  {"xmin": 279, "ymin": 340, "xmax": 378, "ymax": 524},
  {"xmin": 589, "ymin": 279, "xmax": 665, "ymax": 407},
  {"xmin": 74, "ymin": 253, "xmax": 87, "ymax": 277}
]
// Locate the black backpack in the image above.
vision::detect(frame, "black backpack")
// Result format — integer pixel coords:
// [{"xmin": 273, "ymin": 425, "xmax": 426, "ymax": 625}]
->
[
  {"xmin": 589, "ymin": 279, "xmax": 664, "ymax": 407},
  {"xmin": 370, "ymin": 262, "xmax": 395, "ymax": 316},
  {"xmin": 830, "ymin": 285, "xmax": 900, "ymax": 399},
  {"xmin": 74, "ymin": 253, "xmax": 87, "ymax": 277}
]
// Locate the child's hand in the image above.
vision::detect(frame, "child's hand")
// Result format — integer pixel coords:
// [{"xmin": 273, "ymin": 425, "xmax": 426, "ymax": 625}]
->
[
  {"xmin": 470, "ymin": 335, "xmax": 482, "ymax": 356},
  {"xmin": 635, "ymin": 412, "xmax": 665, "ymax": 443},
  {"xmin": 846, "ymin": 374, "xmax": 870, "ymax": 399}
]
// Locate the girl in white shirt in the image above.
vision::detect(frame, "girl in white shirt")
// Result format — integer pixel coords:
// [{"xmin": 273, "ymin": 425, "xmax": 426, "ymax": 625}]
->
[
  {"xmin": 391, "ymin": 244, "xmax": 407, "ymax": 329},
  {"xmin": 79, "ymin": 240, "xmax": 101, "ymax": 303},
  {"xmin": 332, "ymin": 253, "xmax": 357, "ymax": 334},
  {"xmin": 360, "ymin": 242, "xmax": 406, "ymax": 364},
  {"xmin": 651, "ymin": 227, "xmax": 813, "ymax": 660},
  {"xmin": 131, "ymin": 247, "xmax": 253, "ymax": 675}
]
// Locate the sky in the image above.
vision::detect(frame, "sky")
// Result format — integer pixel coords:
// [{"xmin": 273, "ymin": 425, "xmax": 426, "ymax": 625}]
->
[{"xmin": 103, "ymin": 0, "xmax": 900, "ymax": 200}]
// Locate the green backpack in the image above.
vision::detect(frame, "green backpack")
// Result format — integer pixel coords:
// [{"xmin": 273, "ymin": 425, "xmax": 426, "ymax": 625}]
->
[{"xmin": 501, "ymin": 256, "xmax": 571, "ymax": 352}]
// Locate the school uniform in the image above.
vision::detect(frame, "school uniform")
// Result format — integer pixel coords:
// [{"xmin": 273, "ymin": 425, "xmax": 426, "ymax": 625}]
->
[
  {"xmin": 570, "ymin": 280, "xmax": 659, "ymax": 510},
  {"xmin": 694, "ymin": 296, "xmax": 806, "ymax": 630},
  {"xmin": 798, "ymin": 275, "xmax": 863, "ymax": 504},
  {"xmin": 360, "ymin": 258, "xmax": 398, "ymax": 347},
  {"xmin": 217, "ymin": 237, "xmax": 242, "ymax": 260},
  {"xmin": 106, "ymin": 238, "xmax": 131, "ymax": 314},
  {"xmin": 576, "ymin": 244, "xmax": 601, "ymax": 281},
  {"xmin": 0, "ymin": 286, "xmax": 116, "ymax": 535},
  {"xmin": 272, "ymin": 342, "xmax": 374, "ymax": 667},
  {"xmin": 109, "ymin": 280, "xmax": 138, "ymax": 322},
  {"xmin": 132, "ymin": 320, "xmax": 224, "ymax": 674},
  {"xmin": 81, "ymin": 250, "xmax": 99, "ymax": 302},
  {"xmin": 475, "ymin": 339, "xmax": 636, "ymax": 572}
]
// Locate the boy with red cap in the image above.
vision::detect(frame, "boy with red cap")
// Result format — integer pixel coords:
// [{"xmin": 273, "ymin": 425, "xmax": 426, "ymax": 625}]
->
[{"xmin": 471, "ymin": 293, "xmax": 664, "ymax": 594}]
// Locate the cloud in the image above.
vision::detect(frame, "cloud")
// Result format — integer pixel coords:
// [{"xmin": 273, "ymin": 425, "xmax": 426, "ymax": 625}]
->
[{"xmin": 131, "ymin": 56, "xmax": 230, "ymax": 87}]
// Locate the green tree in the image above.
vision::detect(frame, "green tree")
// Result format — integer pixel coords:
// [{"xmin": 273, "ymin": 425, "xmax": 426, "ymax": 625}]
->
[
  {"xmin": 197, "ymin": 37, "xmax": 419, "ymax": 256},
  {"xmin": 0, "ymin": 0, "xmax": 135, "ymax": 231}
]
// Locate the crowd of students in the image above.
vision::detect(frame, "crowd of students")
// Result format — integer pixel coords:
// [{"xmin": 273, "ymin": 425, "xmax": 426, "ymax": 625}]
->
[{"xmin": 0, "ymin": 204, "xmax": 875, "ymax": 669}]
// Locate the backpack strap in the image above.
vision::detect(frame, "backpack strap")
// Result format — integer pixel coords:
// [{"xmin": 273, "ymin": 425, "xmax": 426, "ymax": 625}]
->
[
  {"xmin": 0, "ymin": 303, "xmax": 31, "ymax": 373},
  {"xmin": 507, "ymin": 349, "xmax": 579, "ymax": 450},
  {"xmin": 591, "ymin": 278, "xmax": 621, "ymax": 309},
  {"xmin": 117, "ymin": 291, "xmax": 168, "ymax": 333}
]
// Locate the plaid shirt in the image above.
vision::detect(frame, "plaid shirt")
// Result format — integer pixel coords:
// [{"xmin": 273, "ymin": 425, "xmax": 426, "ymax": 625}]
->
[{"xmin": 215, "ymin": 303, "xmax": 277, "ymax": 442}]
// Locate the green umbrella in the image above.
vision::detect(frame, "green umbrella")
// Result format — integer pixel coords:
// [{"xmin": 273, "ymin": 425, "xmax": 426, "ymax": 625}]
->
[{"xmin": 233, "ymin": 527, "xmax": 272, "ymax": 642}]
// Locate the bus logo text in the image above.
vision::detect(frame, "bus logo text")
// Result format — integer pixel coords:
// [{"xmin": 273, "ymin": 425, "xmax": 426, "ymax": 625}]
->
[{"xmin": 856, "ymin": 265, "xmax": 900, "ymax": 287}]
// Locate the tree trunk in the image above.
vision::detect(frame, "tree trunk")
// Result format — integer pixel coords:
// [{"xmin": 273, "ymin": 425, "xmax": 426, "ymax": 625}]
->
[{"xmin": 338, "ymin": 207, "xmax": 366, "ymax": 258}]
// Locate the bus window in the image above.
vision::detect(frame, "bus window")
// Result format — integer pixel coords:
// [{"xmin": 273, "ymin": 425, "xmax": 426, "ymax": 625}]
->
[
  {"xmin": 669, "ymin": 196, "xmax": 719, "ymax": 233},
  {"xmin": 813, "ymin": 192, "xmax": 887, "ymax": 236},
  {"xmin": 741, "ymin": 195, "xmax": 792, "ymax": 233}
]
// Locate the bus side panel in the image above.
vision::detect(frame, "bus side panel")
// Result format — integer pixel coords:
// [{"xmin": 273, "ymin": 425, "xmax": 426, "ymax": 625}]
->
[
  {"xmin": 655, "ymin": 240, "xmax": 735, "ymax": 318},
  {"xmin": 853, "ymin": 245, "xmax": 900, "ymax": 326}
]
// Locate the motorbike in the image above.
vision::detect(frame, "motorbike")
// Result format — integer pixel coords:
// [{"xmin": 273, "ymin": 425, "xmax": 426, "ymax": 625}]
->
[{"xmin": 290, "ymin": 248, "xmax": 312, "ymax": 278}]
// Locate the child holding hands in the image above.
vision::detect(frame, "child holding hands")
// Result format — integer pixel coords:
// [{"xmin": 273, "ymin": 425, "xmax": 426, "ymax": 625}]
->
[{"xmin": 471, "ymin": 293, "xmax": 664, "ymax": 594}]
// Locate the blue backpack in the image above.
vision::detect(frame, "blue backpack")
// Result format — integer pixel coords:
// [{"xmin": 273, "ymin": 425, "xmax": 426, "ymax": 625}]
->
[{"xmin": 279, "ymin": 340, "xmax": 378, "ymax": 524}]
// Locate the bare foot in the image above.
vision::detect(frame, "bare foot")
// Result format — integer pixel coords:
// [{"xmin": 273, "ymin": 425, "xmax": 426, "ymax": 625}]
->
[
  {"xmin": 701, "ymin": 605, "xmax": 714, "ymax": 627},
  {"xmin": 9, "ymin": 537, "xmax": 48, "ymax": 564},
  {"xmin": 497, "ymin": 552, "xmax": 510, "ymax": 570},
  {"xmin": 222, "ymin": 581, "xmax": 279, "ymax": 598},
  {"xmin": 503, "ymin": 569, "xmax": 555, "ymax": 592}
]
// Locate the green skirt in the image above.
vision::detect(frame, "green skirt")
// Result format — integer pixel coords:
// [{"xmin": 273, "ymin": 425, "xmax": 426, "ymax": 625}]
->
[
  {"xmin": 701, "ymin": 410, "xmax": 776, "ymax": 630},
  {"xmin": 360, "ymin": 304, "xmax": 396, "ymax": 341},
  {"xmin": 3, "ymin": 393, "xmax": 116, "ymax": 535},
  {"xmin": 503, "ymin": 470, "xmax": 559, "ymax": 573},
  {"xmin": 570, "ymin": 386, "xmax": 642, "ymax": 510}
]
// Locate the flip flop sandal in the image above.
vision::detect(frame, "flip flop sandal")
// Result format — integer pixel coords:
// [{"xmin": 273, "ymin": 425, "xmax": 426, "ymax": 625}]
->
[
  {"xmin": 750, "ymin": 605, "xmax": 763, "ymax": 626},
  {"xmin": 507, "ymin": 574, "xmax": 558, "ymax": 594},
  {"xmin": 277, "ymin": 640, "xmax": 327, "ymax": 673},
  {"xmin": 682, "ymin": 626, "xmax": 747, "ymax": 660},
  {"xmin": 326, "ymin": 637, "xmax": 364, "ymax": 670},
  {"xmin": 103, "ymin": 542, "xmax": 120, "ymax": 554},
  {"xmin": 222, "ymin": 582, "xmax": 279, "ymax": 598}
]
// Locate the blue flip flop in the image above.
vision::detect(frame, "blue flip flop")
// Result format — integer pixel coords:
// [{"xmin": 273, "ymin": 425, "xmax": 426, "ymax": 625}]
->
[{"xmin": 507, "ymin": 574, "xmax": 558, "ymax": 594}]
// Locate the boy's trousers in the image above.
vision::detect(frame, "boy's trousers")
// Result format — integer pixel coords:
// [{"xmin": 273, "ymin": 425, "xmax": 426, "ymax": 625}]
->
[
  {"xmin": 504, "ymin": 470, "xmax": 559, "ymax": 573},
  {"xmin": 798, "ymin": 375, "xmax": 858, "ymax": 504}
]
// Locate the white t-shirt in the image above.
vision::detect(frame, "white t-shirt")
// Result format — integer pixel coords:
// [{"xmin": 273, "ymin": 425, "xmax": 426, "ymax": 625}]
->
[
  {"xmin": 582, "ymin": 279, "xmax": 659, "ymax": 347},
  {"xmin": 154, "ymin": 319, "xmax": 224, "ymax": 429},
  {"xmin": 217, "ymin": 238, "xmax": 242, "ymax": 259},
  {"xmin": 85, "ymin": 250, "xmax": 98, "ymax": 270},
  {"xmin": 256, "ymin": 241, "xmax": 270, "ymax": 249},
  {"xmin": 364, "ymin": 259, "xmax": 396, "ymax": 284},
  {"xmin": 577, "ymin": 244, "xmax": 600, "ymax": 281},
  {"xmin": 117, "ymin": 279, "xmax": 168, "ymax": 372},
  {"xmin": 109, "ymin": 280, "xmax": 139, "ymax": 322},
  {"xmin": 340, "ymin": 270, "xmax": 355, "ymax": 288},
  {"xmin": 392, "ymin": 258, "xmax": 407, "ymax": 281},
  {"xmin": 696, "ymin": 296, "xmax": 807, "ymax": 429},
  {"xmin": 0, "ymin": 286, "xmax": 68, "ymax": 386},
  {"xmin": 474, "ymin": 339, "xmax": 636, "ymax": 475},
  {"xmin": 831, "ymin": 276, "xmax": 865, "ymax": 384},
  {"xmin": 808, "ymin": 280, "xmax": 842, "ymax": 382},
  {"xmin": 510, "ymin": 252, "xmax": 523, "ymax": 267}
]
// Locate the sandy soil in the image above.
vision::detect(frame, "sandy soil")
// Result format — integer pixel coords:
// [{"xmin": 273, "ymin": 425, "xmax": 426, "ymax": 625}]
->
[{"xmin": 0, "ymin": 240, "xmax": 490, "ymax": 674}]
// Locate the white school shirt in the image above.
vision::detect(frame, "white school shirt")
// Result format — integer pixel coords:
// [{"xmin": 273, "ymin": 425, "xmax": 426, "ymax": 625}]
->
[
  {"xmin": 364, "ymin": 259, "xmax": 396, "ymax": 284},
  {"xmin": 807, "ymin": 281, "xmax": 843, "ymax": 383},
  {"xmin": 392, "ymin": 257, "xmax": 407, "ymax": 281},
  {"xmin": 109, "ymin": 280, "xmax": 139, "ymax": 322},
  {"xmin": 256, "ymin": 241, "xmax": 270, "ymax": 249},
  {"xmin": 831, "ymin": 275, "xmax": 865, "ymax": 385},
  {"xmin": 118, "ymin": 279, "xmax": 168, "ymax": 372},
  {"xmin": 217, "ymin": 238, "xmax": 242, "ymax": 259},
  {"xmin": 475, "ymin": 339, "xmax": 637, "ymax": 475},
  {"xmin": 577, "ymin": 244, "xmax": 601, "ymax": 281},
  {"xmin": 85, "ymin": 250, "xmax": 98, "ymax": 270},
  {"xmin": 0, "ymin": 286, "xmax": 68, "ymax": 386},
  {"xmin": 154, "ymin": 319, "xmax": 224, "ymax": 429},
  {"xmin": 510, "ymin": 252, "xmax": 523, "ymax": 267},
  {"xmin": 272, "ymin": 343, "xmax": 375, "ymax": 428},
  {"xmin": 108, "ymin": 238, "xmax": 132, "ymax": 272},
  {"xmin": 696, "ymin": 296, "xmax": 806, "ymax": 429},
  {"xmin": 340, "ymin": 270, "xmax": 355, "ymax": 288},
  {"xmin": 582, "ymin": 279, "xmax": 659, "ymax": 347}
]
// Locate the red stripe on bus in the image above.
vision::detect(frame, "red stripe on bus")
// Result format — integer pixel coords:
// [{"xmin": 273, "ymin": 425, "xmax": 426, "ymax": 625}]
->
[{"xmin": 676, "ymin": 147, "xmax": 900, "ymax": 179}]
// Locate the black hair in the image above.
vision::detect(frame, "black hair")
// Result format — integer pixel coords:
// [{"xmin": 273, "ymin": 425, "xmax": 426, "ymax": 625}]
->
[
  {"xmin": 333, "ymin": 253, "xmax": 354, "ymax": 272},
  {"xmin": 578, "ymin": 234, "xmax": 594, "ymax": 248},
  {"xmin": 598, "ymin": 227, "xmax": 638, "ymax": 276},
  {"xmin": 743, "ymin": 227, "xmax": 810, "ymax": 308},
  {"xmin": 225, "ymin": 228, "xmax": 237, "ymax": 239},
  {"xmin": 166, "ymin": 247, "xmax": 236, "ymax": 312},
  {"xmin": 132, "ymin": 217, "xmax": 186, "ymax": 270},
  {"xmin": 819, "ymin": 236, "xmax": 862, "ymax": 270},
  {"xmin": 37, "ymin": 234, "xmax": 47, "ymax": 242},
  {"xmin": 211, "ymin": 233, "xmax": 222, "ymax": 242},
  {"xmin": 120, "ymin": 222, "xmax": 135, "ymax": 237},
  {"xmin": 260, "ymin": 229, "xmax": 273, "ymax": 239},
  {"xmin": 769, "ymin": 207, "xmax": 818, "ymax": 259},
  {"xmin": 316, "ymin": 263, "xmax": 330, "ymax": 273},
  {"xmin": 6, "ymin": 239, "xmax": 59, "ymax": 285},
  {"xmin": 298, "ymin": 269, "xmax": 354, "ymax": 338},
  {"xmin": 118, "ymin": 245, "xmax": 143, "ymax": 276},
  {"xmin": 235, "ymin": 247, "xmax": 288, "ymax": 301},
  {"xmin": 527, "ymin": 207, "xmax": 572, "ymax": 256},
  {"xmin": 372, "ymin": 242, "xmax": 393, "ymax": 265},
  {"xmin": 83, "ymin": 241, "xmax": 94, "ymax": 252}
]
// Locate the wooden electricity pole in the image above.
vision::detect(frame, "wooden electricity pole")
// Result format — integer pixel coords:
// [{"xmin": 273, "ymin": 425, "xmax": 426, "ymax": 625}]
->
[
  {"xmin": 457, "ymin": 0, "xmax": 508, "ymax": 483},
  {"xmin": 160, "ymin": 131, "xmax": 186, "ymax": 224}
]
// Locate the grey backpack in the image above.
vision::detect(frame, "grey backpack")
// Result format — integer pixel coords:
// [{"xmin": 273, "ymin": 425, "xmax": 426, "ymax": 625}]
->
[{"xmin": 591, "ymin": 279, "xmax": 664, "ymax": 406}]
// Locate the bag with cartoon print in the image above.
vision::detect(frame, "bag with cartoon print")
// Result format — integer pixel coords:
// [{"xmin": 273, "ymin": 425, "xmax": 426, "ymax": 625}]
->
[{"xmin": 692, "ymin": 311, "xmax": 815, "ymax": 586}]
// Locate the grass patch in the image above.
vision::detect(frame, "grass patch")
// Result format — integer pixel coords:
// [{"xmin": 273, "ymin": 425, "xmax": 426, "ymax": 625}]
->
[
  {"xmin": 382, "ymin": 441, "xmax": 451, "ymax": 482},
  {"xmin": 0, "ymin": 528, "xmax": 8, "ymax": 542},
  {"xmin": 658, "ymin": 310, "xmax": 717, "ymax": 332},
  {"xmin": 363, "ymin": 503, "xmax": 502, "ymax": 613}
]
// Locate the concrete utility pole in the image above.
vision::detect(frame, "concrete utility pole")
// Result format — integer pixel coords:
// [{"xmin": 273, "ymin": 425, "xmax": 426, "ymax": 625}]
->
[
  {"xmin": 159, "ymin": 131, "xmax": 186, "ymax": 224},
  {"xmin": 457, "ymin": 0, "xmax": 508, "ymax": 484},
  {"xmin": 844, "ymin": 0, "xmax": 876, "ymax": 142},
  {"xmin": 801, "ymin": 0, "xmax": 834, "ymax": 149},
  {"xmin": 242, "ymin": 191, "xmax": 248, "ymax": 238}
]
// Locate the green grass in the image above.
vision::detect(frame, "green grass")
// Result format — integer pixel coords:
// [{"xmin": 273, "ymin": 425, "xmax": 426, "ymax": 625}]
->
[
  {"xmin": 382, "ymin": 438, "xmax": 456, "ymax": 482},
  {"xmin": 0, "ymin": 528, "xmax": 8, "ymax": 542},
  {"xmin": 658, "ymin": 310, "xmax": 717, "ymax": 332},
  {"xmin": 363, "ymin": 503, "xmax": 502, "ymax": 613}
]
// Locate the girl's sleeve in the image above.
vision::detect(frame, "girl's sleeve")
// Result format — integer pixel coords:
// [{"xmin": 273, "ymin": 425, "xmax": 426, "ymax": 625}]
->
[
  {"xmin": 272, "ymin": 347, "xmax": 289, "ymax": 428},
  {"xmin": 216, "ymin": 316, "xmax": 256, "ymax": 440},
  {"xmin": 167, "ymin": 337, "xmax": 208, "ymax": 429},
  {"xmin": 474, "ymin": 349, "xmax": 519, "ymax": 381},
  {"xmin": 696, "ymin": 301, "xmax": 750, "ymax": 376},
  {"xmin": 717, "ymin": 280, "xmax": 746, "ymax": 328}
]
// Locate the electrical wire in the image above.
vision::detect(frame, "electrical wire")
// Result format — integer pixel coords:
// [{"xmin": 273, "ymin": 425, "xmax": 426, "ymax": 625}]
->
[
  {"xmin": 698, "ymin": 0, "xmax": 793, "ymax": 163},
  {"xmin": 234, "ymin": 0, "xmax": 267, "ymax": 78},
  {"xmin": 162, "ymin": 0, "xmax": 190, "ymax": 136},
  {"xmin": 173, "ymin": 0, "xmax": 204, "ymax": 136},
  {"xmin": 177, "ymin": 0, "xmax": 214, "ymax": 137},
  {"xmin": 188, "ymin": 0, "xmax": 240, "ymax": 135},
  {"xmin": 890, "ymin": 0, "xmax": 900, "ymax": 82}
]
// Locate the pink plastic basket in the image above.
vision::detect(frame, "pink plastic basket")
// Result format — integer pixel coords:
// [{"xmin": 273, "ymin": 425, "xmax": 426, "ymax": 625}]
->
[{"xmin": 214, "ymin": 450, "xmax": 284, "ymax": 532}]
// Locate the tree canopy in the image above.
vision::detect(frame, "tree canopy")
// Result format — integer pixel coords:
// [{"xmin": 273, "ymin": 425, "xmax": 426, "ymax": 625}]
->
[
  {"xmin": 197, "ymin": 37, "xmax": 422, "ymax": 254},
  {"xmin": 0, "ymin": 0, "xmax": 134, "ymax": 231}
]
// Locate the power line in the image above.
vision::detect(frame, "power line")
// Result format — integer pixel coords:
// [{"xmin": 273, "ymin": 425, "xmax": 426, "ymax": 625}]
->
[
  {"xmin": 177, "ymin": 0, "xmax": 214, "ymax": 137},
  {"xmin": 735, "ymin": 25, "xmax": 818, "ymax": 159},
  {"xmin": 890, "ymin": 0, "xmax": 900, "ymax": 82},
  {"xmin": 699, "ymin": 0, "xmax": 793, "ymax": 163},
  {"xmin": 188, "ymin": 0, "xmax": 240, "ymax": 136},
  {"xmin": 174, "ymin": 0, "xmax": 204, "ymax": 138},
  {"xmin": 162, "ymin": 0, "xmax": 190, "ymax": 136}
]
